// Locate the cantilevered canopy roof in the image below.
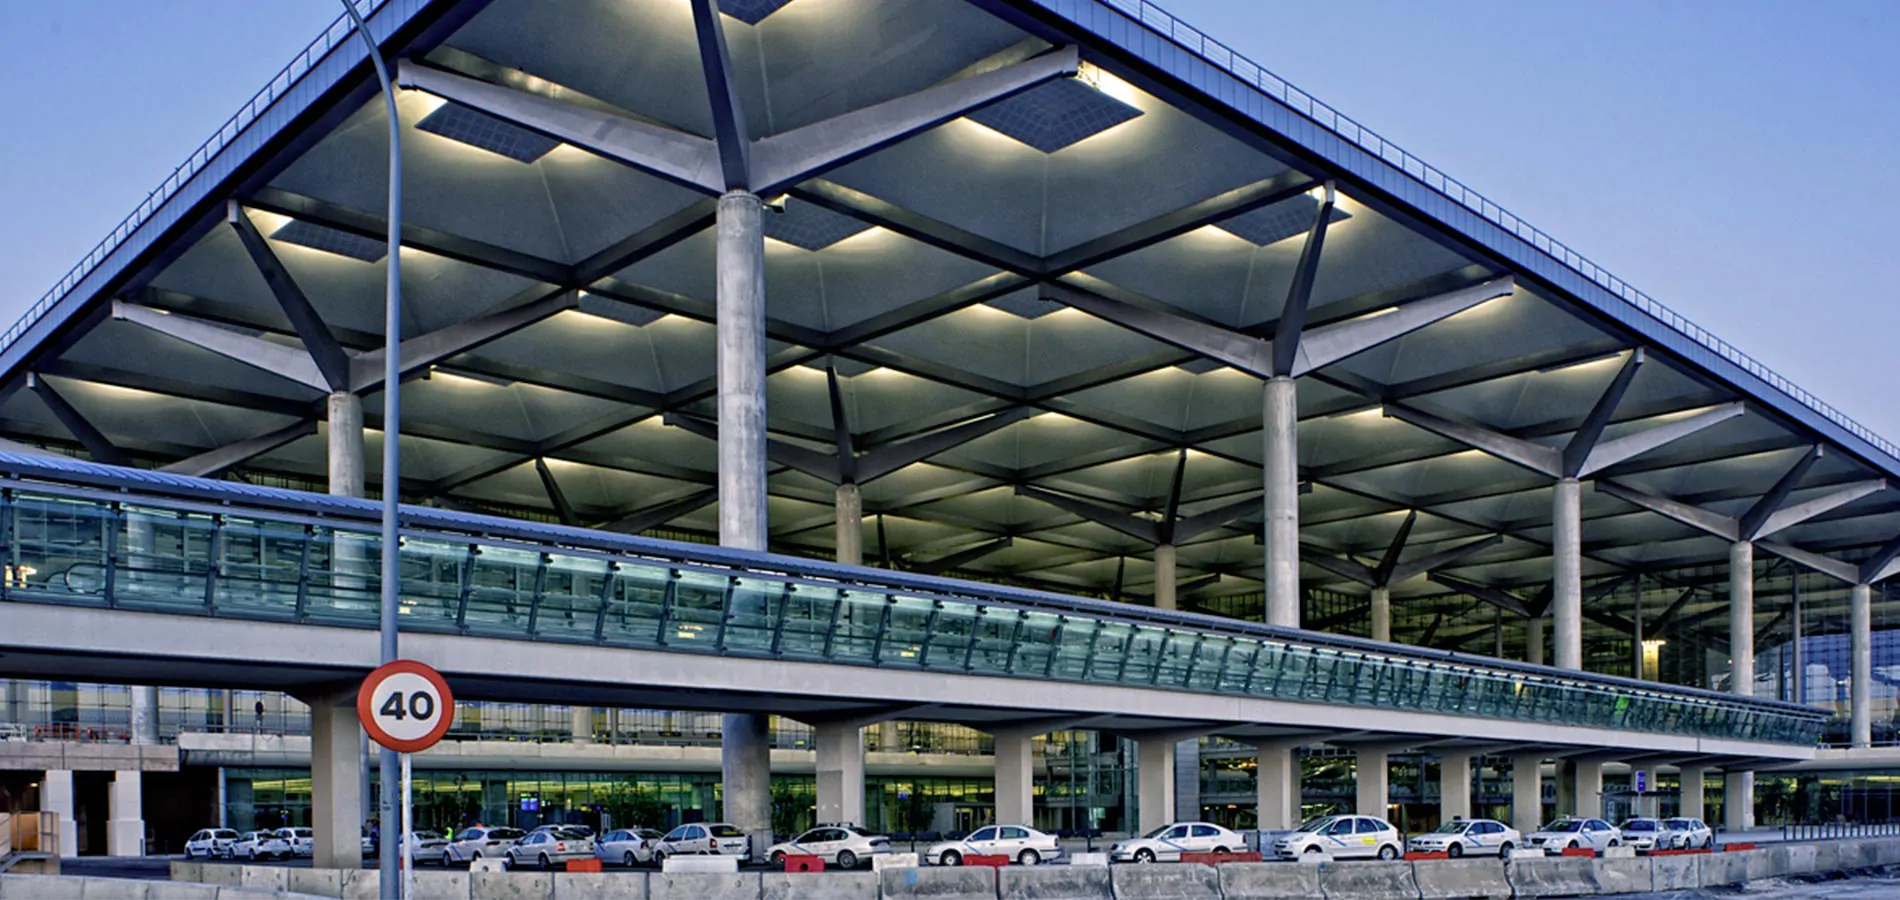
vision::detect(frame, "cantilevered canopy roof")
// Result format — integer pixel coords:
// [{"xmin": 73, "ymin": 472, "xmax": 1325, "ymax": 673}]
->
[{"xmin": 4, "ymin": 0, "xmax": 1897, "ymax": 668}]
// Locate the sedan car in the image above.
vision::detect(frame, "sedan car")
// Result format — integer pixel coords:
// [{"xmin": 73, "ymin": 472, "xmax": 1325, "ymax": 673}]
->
[
  {"xmin": 1110, "ymin": 821, "xmax": 1248, "ymax": 863},
  {"xmin": 234, "ymin": 830, "xmax": 293, "ymax": 861},
  {"xmin": 1525, "ymin": 818, "xmax": 1621, "ymax": 854},
  {"xmin": 1406, "ymin": 818, "xmax": 1520, "ymax": 857},
  {"xmin": 506, "ymin": 829, "xmax": 594, "ymax": 869},
  {"xmin": 273, "ymin": 827, "xmax": 314, "ymax": 857},
  {"xmin": 183, "ymin": 828, "xmax": 240, "ymax": 860},
  {"xmin": 1660, "ymin": 817, "xmax": 1714, "ymax": 850},
  {"xmin": 925, "ymin": 824, "xmax": 1063, "ymax": 866},
  {"xmin": 409, "ymin": 830, "xmax": 451, "ymax": 866},
  {"xmin": 652, "ymin": 822, "xmax": 751, "ymax": 862},
  {"xmin": 445, "ymin": 826, "xmax": 525, "ymax": 864},
  {"xmin": 1617, "ymin": 818, "xmax": 1666, "ymax": 850},
  {"xmin": 765, "ymin": 825, "xmax": 893, "ymax": 869},
  {"xmin": 1272, "ymin": 815, "xmax": 1404, "ymax": 860},
  {"xmin": 597, "ymin": 828, "xmax": 666, "ymax": 867}
]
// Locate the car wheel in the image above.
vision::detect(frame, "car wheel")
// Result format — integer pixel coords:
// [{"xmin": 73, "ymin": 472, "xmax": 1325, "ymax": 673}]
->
[
  {"xmin": 470, "ymin": 851, "xmax": 482, "ymax": 865},
  {"xmin": 837, "ymin": 850, "xmax": 858, "ymax": 870},
  {"xmin": 652, "ymin": 850, "xmax": 666, "ymax": 866},
  {"xmin": 1212, "ymin": 846, "xmax": 1230, "ymax": 855},
  {"xmin": 185, "ymin": 847, "xmax": 196, "ymax": 861},
  {"xmin": 1446, "ymin": 842, "xmax": 1463, "ymax": 858},
  {"xmin": 625, "ymin": 851, "xmax": 637, "ymax": 868},
  {"xmin": 1498, "ymin": 842, "xmax": 1514, "ymax": 856},
  {"xmin": 1377, "ymin": 844, "xmax": 1399, "ymax": 861},
  {"xmin": 1304, "ymin": 846, "xmax": 1323, "ymax": 856},
  {"xmin": 538, "ymin": 853, "xmax": 551, "ymax": 870},
  {"xmin": 1018, "ymin": 849, "xmax": 1040, "ymax": 866},
  {"xmin": 770, "ymin": 851, "xmax": 786, "ymax": 866},
  {"xmin": 939, "ymin": 850, "xmax": 961, "ymax": 866},
  {"xmin": 1133, "ymin": 848, "xmax": 1156, "ymax": 864},
  {"xmin": 1567, "ymin": 840, "xmax": 1579, "ymax": 851},
  {"xmin": 1608, "ymin": 839, "xmax": 1620, "ymax": 848}
]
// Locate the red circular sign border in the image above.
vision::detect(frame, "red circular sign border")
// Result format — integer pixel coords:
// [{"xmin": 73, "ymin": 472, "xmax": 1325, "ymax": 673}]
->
[{"xmin": 357, "ymin": 659, "xmax": 455, "ymax": 753}]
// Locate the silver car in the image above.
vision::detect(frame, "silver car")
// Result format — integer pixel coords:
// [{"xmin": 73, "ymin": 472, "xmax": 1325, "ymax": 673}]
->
[
  {"xmin": 274, "ymin": 827, "xmax": 314, "ymax": 857},
  {"xmin": 1525, "ymin": 818, "xmax": 1621, "ymax": 854},
  {"xmin": 445, "ymin": 825, "xmax": 525, "ymax": 864},
  {"xmin": 1406, "ymin": 818, "xmax": 1521, "ymax": 857},
  {"xmin": 1111, "ymin": 821, "xmax": 1248, "ymax": 863},
  {"xmin": 234, "ymin": 830, "xmax": 293, "ymax": 861},
  {"xmin": 506, "ymin": 829, "xmax": 594, "ymax": 869},
  {"xmin": 653, "ymin": 822, "xmax": 750, "ymax": 862},
  {"xmin": 926, "ymin": 824, "xmax": 1064, "ymax": 866},
  {"xmin": 1660, "ymin": 817, "xmax": 1714, "ymax": 850},
  {"xmin": 183, "ymin": 828, "xmax": 240, "ymax": 860},
  {"xmin": 765, "ymin": 825, "xmax": 893, "ymax": 869},
  {"xmin": 408, "ymin": 830, "xmax": 451, "ymax": 866},
  {"xmin": 1617, "ymin": 817, "xmax": 1666, "ymax": 850},
  {"xmin": 597, "ymin": 828, "xmax": 665, "ymax": 867}
]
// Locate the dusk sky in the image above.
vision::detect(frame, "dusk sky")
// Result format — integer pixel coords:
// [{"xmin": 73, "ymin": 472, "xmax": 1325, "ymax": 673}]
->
[{"xmin": 1, "ymin": 1, "xmax": 1895, "ymax": 437}]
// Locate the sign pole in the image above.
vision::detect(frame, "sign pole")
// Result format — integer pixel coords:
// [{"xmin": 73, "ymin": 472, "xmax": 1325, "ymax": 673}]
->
[
  {"xmin": 357, "ymin": 658, "xmax": 453, "ymax": 900},
  {"xmin": 400, "ymin": 752, "xmax": 413, "ymax": 900}
]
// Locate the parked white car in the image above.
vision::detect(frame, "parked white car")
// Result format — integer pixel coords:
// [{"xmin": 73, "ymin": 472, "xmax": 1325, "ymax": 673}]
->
[
  {"xmin": 652, "ymin": 822, "xmax": 751, "ymax": 862},
  {"xmin": 597, "ymin": 828, "xmax": 665, "ymax": 867},
  {"xmin": 1272, "ymin": 815, "xmax": 1404, "ymax": 860},
  {"xmin": 409, "ymin": 830, "xmax": 451, "ymax": 866},
  {"xmin": 273, "ymin": 827, "xmax": 314, "ymax": 857},
  {"xmin": 1660, "ymin": 817, "xmax": 1714, "ymax": 850},
  {"xmin": 1617, "ymin": 818, "xmax": 1666, "ymax": 850},
  {"xmin": 766, "ymin": 824, "xmax": 893, "ymax": 869},
  {"xmin": 506, "ymin": 829, "xmax": 594, "ymax": 869},
  {"xmin": 1525, "ymin": 818, "xmax": 1621, "ymax": 854},
  {"xmin": 1406, "ymin": 818, "xmax": 1520, "ymax": 857},
  {"xmin": 1110, "ymin": 821, "xmax": 1247, "ymax": 863},
  {"xmin": 184, "ymin": 828, "xmax": 240, "ymax": 860},
  {"xmin": 926, "ymin": 824, "xmax": 1065, "ymax": 866},
  {"xmin": 234, "ymin": 830, "xmax": 293, "ymax": 861},
  {"xmin": 445, "ymin": 825, "xmax": 525, "ymax": 864}
]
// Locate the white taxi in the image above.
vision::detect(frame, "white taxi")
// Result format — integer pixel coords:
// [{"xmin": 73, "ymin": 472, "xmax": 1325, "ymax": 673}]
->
[
  {"xmin": 1109, "ymin": 822, "xmax": 1246, "ymax": 863},
  {"xmin": 1272, "ymin": 814, "xmax": 1404, "ymax": 860},
  {"xmin": 765, "ymin": 824, "xmax": 892, "ymax": 869},
  {"xmin": 925, "ymin": 824, "xmax": 1064, "ymax": 866}
]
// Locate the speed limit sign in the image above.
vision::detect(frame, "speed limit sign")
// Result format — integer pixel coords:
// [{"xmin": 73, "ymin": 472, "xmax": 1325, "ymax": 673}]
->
[{"xmin": 357, "ymin": 660, "xmax": 456, "ymax": 752}]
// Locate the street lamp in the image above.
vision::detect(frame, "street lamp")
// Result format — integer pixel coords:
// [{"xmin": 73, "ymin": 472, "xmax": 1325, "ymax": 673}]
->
[{"xmin": 335, "ymin": 2, "xmax": 404, "ymax": 899}]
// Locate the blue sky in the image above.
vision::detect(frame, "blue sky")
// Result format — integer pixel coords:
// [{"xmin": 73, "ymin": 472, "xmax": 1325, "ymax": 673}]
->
[{"xmin": 1, "ymin": 1, "xmax": 1896, "ymax": 436}]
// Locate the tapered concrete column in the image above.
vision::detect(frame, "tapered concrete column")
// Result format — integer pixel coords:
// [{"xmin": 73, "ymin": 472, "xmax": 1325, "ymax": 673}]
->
[
  {"xmin": 835, "ymin": 483, "xmax": 862, "ymax": 567},
  {"xmin": 1262, "ymin": 376, "xmax": 1300, "ymax": 628},
  {"xmin": 1571, "ymin": 760, "xmax": 1603, "ymax": 819},
  {"xmin": 722, "ymin": 713, "xmax": 772, "ymax": 857},
  {"xmin": 1679, "ymin": 766, "xmax": 1706, "ymax": 821},
  {"xmin": 129, "ymin": 685, "xmax": 159, "ymax": 744},
  {"xmin": 1510, "ymin": 754, "xmax": 1543, "ymax": 831},
  {"xmin": 327, "ymin": 392, "xmax": 364, "ymax": 498},
  {"xmin": 570, "ymin": 706, "xmax": 594, "ymax": 744},
  {"xmin": 1730, "ymin": 541, "xmax": 1755, "ymax": 697},
  {"xmin": 1527, "ymin": 617, "xmax": 1546, "ymax": 666},
  {"xmin": 308, "ymin": 694, "xmax": 364, "ymax": 870},
  {"xmin": 1439, "ymin": 754, "xmax": 1472, "ymax": 823},
  {"xmin": 1154, "ymin": 544, "xmax": 1177, "ymax": 611},
  {"xmin": 1137, "ymin": 739, "xmax": 1176, "ymax": 833},
  {"xmin": 1551, "ymin": 477, "xmax": 1583, "ymax": 670},
  {"xmin": 1252, "ymin": 741, "xmax": 1300, "ymax": 831},
  {"xmin": 1173, "ymin": 737, "xmax": 1200, "ymax": 821},
  {"xmin": 1370, "ymin": 587, "xmax": 1391, "ymax": 643},
  {"xmin": 1723, "ymin": 771, "xmax": 1754, "ymax": 832},
  {"xmin": 1852, "ymin": 582, "xmax": 1872, "ymax": 748},
  {"xmin": 993, "ymin": 732, "xmax": 1034, "ymax": 826},
  {"xmin": 878, "ymin": 721, "xmax": 900, "ymax": 753},
  {"xmin": 42, "ymin": 769, "xmax": 76, "ymax": 858},
  {"xmin": 1355, "ymin": 747, "xmax": 1390, "ymax": 819},
  {"xmin": 816, "ymin": 723, "xmax": 865, "ymax": 826},
  {"xmin": 108, "ymin": 770, "xmax": 144, "ymax": 856}
]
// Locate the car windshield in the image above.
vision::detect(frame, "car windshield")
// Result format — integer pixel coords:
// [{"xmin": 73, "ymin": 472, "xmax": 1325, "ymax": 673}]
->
[
  {"xmin": 215, "ymin": 830, "xmax": 238, "ymax": 839},
  {"xmin": 1293, "ymin": 817, "xmax": 1335, "ymax": 833},
  {"xmin": 490, "ymin": 829, "xmax": 524, "ymax": 840},
  {"xmin": 710, "ymin": 825, "xmax": 745, "ymax": 838},
  {"xmin": 1541, "ymin": 820, "xmax": 1583, "ymax": 833},
  {"xmin": 1663, "ymin": 819, "xmax": 1694, "ymax": 829},
  {"xmin": 1622, "ymin": 820, "xmax": 1657, "ymax": 832},
  {"xmin": 1430, "ymin": 822, "xmax": 1467, "ymax": 834},
  {"xmin": 415, "ymin": 831, "xmax": 442, "ymax": 840},
  {"xmin": 636, "ymin": 829, "xmax": 664, "ymax": 839},
  {"xmin": 1141, "ymin": 824, "xmax": 1176, "ymax": 839}
]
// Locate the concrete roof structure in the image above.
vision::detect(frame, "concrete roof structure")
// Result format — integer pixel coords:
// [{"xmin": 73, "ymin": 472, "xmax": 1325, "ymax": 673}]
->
[{"xmin": 4, "ymin": 0, "xmax": 1895, "ymax": 676}]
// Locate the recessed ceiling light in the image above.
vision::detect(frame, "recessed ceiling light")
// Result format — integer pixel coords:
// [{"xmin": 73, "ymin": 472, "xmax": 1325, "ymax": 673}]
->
[
  {"xmin": 965, "ymin": 77, "xmax": 1142, "ymax": 153},
  {"xmin": 762, "ymin": 201, "xmax": 870, "ymax": 251},
  {"xmin": 416, "ymin": 103, "xmax": 559, "ymax": 163},
  {"xmin": 1219, "ymin": 195, "xmax": 1351, "ymax": 247},
  {"xmin": 718, "ymin": 0, "xmax": 795, "ymax": 25},
  {"xmin": 270, "ymin": 220, "xmax": 386, "ymax": 262}
]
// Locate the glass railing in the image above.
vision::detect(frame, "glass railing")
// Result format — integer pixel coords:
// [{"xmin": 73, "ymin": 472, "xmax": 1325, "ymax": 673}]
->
[
  {"xmin": 0, "ymin": 467, "xmax": 1826, "ymax": 748},
  {"xmin": 1084, "ymin": 0, "xmax": 1900, "ymax": 467}
]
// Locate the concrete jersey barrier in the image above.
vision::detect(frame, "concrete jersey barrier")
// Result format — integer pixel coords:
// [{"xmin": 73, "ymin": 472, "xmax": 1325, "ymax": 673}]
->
[
  {"xmin": 1, "ymin": 873, "xmax": 334, "ymax": 900},
  {"xmin": 1410, "ymin": 857, "xmax": 1512, "ymax": 900},
  {"xmin": 1109, "ymin": 863, "xmax": 1221, "ymax": 899},
  {"xmin": 878, "ymin": 866, "xmax": 996, "ymax": 900},
  {"xmin": 1215, "ymin": 862, "xmax": 1321, "ymax": 900},
  {"xmin": 995, "ymin": 865, "xmax": 1112, "ymax": 900},
  {"xmin": 1319, "ymin": 860, "xmax": 1420, "ymax": 900}
]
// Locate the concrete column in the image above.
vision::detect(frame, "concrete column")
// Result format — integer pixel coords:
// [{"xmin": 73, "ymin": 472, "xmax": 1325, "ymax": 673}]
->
[
  {"xmin": 1173, "ymin": 737, "xmax": 1200, "ymax": 822},
  {"xmin": 42, "ymin": 769, "xmax": 77, "ymax": 858},
  {"xmin": 1723, "ymin": 770, "xmax": 1754, "ymax": 832},
  {"xmin": 129, "ymin": 685, "xmax": 159, "ymax": 744},
  {"xmin": 835, "ymin": 483, "xmax": 862, "ymax": 567},
  {"xmin": 1510, "ymin": 754, "xmax": 1543, "ymax": 832},
  {"xmin": 1730, "ymin": 541, "xmax": 1754, "ymax": 697},
  {"xmin": 1262, "ymin": 375, "xmax": 1300, "ymax": 628},
  {"xmin": 570, "ymin": 706, "xmax": 593, "ymax": 744},
  {"xmin": 1852, "ymin": 582, "xmax": 1872, "ymax": 748},
  {"xmin": 327, "ymin": 392, "xmax": 364, "ymax": 498},
  {"xmin": 1153, "ymin": 544, "xmax": 1177, "ymax": 611},
  {"xmin": 309, "ymin": 695, "xmax": 364, "ymax": 869},
  {"xmin": 1528, "ymin": 617, "xmax": 1546, "ymax": 666},
  {"xmin": 108, "ymin": 770, "xmax": 144, "ymax": 856},
  {"xmin": 1679, "ymin": 766, "xmax": 1705, "ymax": 821},
  {"xmin": 1252, "ymin": 741, "xmax": 1300, "ymax": 831},
  {"xmin": 1572, "ymin": 760, "xmax": 1603, "ymax": 820},
  {"xmin": 815, "ymin": 723, "xmax": 865, "ymax": 826},
  {"xmin": 1370, "ymin": 587, "xmax": 1391, "ymax": 643},
  {"xmin": 1555, "ymin": 761, "xmax": 1576, "ymax": 816},
  {"xmin": 1136, "ymin": 739, "xmax": 1175, "ymax": 834},
  {"xmin": 1551, "ymin": 477, "xmax": 1583, "ymax": 670},
  {"xmin": 877, "ymin": 720, "xmax": 900, "ymax": 753},
  {"xmin": 1439, "ymin": 754, "xmax": 1472, "ymax": 823},
  {"xmin": 722, "ymin": 713, "xmax": 772, "ymax": 857},
  {"xmin": 1354, "ymin": 747, "xmax": 1389, "ymax": 819},
  {"xmin": 993, "ymin": 732, "xmax": 1034, "ymax": 826}
]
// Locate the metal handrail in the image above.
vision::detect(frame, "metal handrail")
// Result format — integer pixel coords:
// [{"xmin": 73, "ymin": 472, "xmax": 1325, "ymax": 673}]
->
[
  {"xmin": 1089, "ymin": 0, "xmax": 1900, "ymax": 466},
  {"xmin": 0, "ymin": 0, "xmax": 390, "ymax": 353}
]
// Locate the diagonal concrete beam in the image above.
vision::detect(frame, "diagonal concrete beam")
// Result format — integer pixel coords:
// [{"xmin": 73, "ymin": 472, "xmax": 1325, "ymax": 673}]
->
[
  {"xmin": 1290, "ymin": 276, "xmax": 1515, "ymax": 375},
  {"xmin": 855, "ymin": 408, "xmax": 1032, "ymax": 484},
  {"xmin": 662, "ymin": 412, "xmax": 838, "ymax": 480},
  {"xmin": 111, "ymin": 301, "xmax": 329, "ymax": 392},
  {"xmin": 1859, "ymin": 533, "xmax": 1900, "ymax": 586},
  {"xmin": 688, "ymin": 0, "xmax": 751, "ymax": 191},
  {"xmin": 1737, "ymin": 446, "xmax": 1823, "ymax": 540},
  {"xmin": 1388, "ymin": 534, "xmax": 1505, "ymax": 584},
  {"xmin": 227, "ymin": 202, "xmax": 351, "ymax": 392},
  {"xmin": 1576, "ymin": 403, "xmax": 1745, "ymax": 476},
  {"xmin": 1303, "ymin": 550, "xmax": 1376, "ymax": 587},
  {"xmin": 534, "ymin": 457, "xmax": 578, "ymax": 526},
  {"xmin": 1561, "ymin": 350, "xmax": 1644, "ymax": 477},
  {"xmin": 1014, "ymin": 485, "xmax": 1160, "ymax": 544},
  {"xmin": 1370, "ymin": 509, "xmax": 1417, "ymax": 587},
  {"xmin": 26, "ymin": 374, "xmax": 129, "ymax": 467},
  {"xmin": 1594, "ymin": 479, "xmax": 1740, "ymax": 542},
  {"xmin": 1754, "ymin": 479, "xmax": 1886, "ymax": 541},
  {"xmin": 908, "ymin": 537, "xmax": 1014, "ymax": 576},
  {"xmin": 601, "ymin": 488, "xmax": 719, "ymax": 535},
  {"xmin": 349, "ymin": 293, "xmax": 578, "ymax": 393},
  {"xmin": 1170, "ymin": 492, "xmax": 1266, "ymax": 544},
  {"xmin": 1425, "ymin": 572, "xmax": 1533, "ymax": 618},
  {"xmin": 1383, "ymin": 402, "xmax": 1561, "ymax": 476},
  {"xmin": 158, "ymin": 420, "xmax": 316, "ymax": 478},
  {"xmin": 1271, "ymin": 182, "xmax": 1335, "ymax": 376}
]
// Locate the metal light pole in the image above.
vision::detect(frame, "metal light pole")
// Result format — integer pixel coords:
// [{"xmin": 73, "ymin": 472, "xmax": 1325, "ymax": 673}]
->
[{"xmin": 336, "ymin": 2, "xmax": 404, "ymax": 898}]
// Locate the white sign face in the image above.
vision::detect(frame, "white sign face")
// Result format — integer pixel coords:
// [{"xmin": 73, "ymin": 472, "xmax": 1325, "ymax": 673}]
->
[{"xmin": 365, "ymin": 671, "xmax": 444, "ymax": 744}]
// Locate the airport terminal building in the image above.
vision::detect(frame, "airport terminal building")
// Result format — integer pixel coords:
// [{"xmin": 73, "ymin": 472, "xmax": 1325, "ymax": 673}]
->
[{"xmin": 3, "ymin": 0, "xmax": 1899, "ymax": 863}]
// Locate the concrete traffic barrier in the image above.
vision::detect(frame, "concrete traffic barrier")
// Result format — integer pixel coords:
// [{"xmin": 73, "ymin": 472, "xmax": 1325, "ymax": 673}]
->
[
  {"xmin": 147, "ymin": 882, "xmax": 221, "ymax": 900},
  {"xmin": 878, "ymin": 866, "xmax": 996, "ymax": 900},
  {"xmin": 874, "ymin": 854, "xmax": 919, "ymax": 871},
  {"xmin": 996, "ymin": 864, "xmax": 1111, "ymax": 900},
  {"xmin": 1216, "ymin": 862, "xmax": 1321, "ymax": 900},
  {"xmin": 168, "ymin": 862, "xmax": 204, "ymax": 884},
  {"xmin": 339, "ymin": 868, "xmax": 381, "ymax": 900},
  {"xmin": 236, "ymin": 866, "xmax": 286, "ymax": 892},
  {"xmin": 1318, "ymin": 861, "xmax": 1421, "ymax": 900},
  {"xmin": 662, "ymin": 857, "xmax": 740, "ymax": 874},
  {"xmin": 82, "ymin": 878, "xmax": 156, "ymax": 900},
  {"xmin": 0, "ymin": 875, "xmax": 83, "ymax": 899},
  {"xmin": 1600, "ymin": 845, "xmax": 1636, "ymax": 859},
  {"xmin": 649, "ymin": 872, "xmax": 762, "ymax": 900},
  {"xmin": 1810, "ymin": 840, "xmax": 1842, "ymax": 875},
  {"xmin": 1506, "ymin": 856, "xmax": 1597, "ymax": 898},
  {"xmin": 1842, "ymin": 839, "xmax": 1880, "ymax": 869},
  {"xmin": 761, "ymin": 870, "xmax": 874, "ymax": 900},
  {"xmin": 285, "ymin": 868, "xmax": 342, "ymax": 898},
  {"xmin": 1649, "ymin": 854, "xmax": 1697, "ymax": 891},
  {"xmin": 1770, "ymin": 842, "xmax": 1816, "ymax": 877},
  {"xmin": 1109, "ymin": 863, "xmax": 1220, "ymax": 900},
  {"xmin": 1696, "ymin": 849, "xmax": 1749, "ymax": 887},
  {"xmin": 552, "ymin": 871, "xmax": 643, "ymax": 900},
  {"xmin": 472, "ymin": 859, "xmax": 507, "ymax": 874},
  {"xmin": 1410, "ymin": 858, "xmax": 1512, "ymax": 900},
  {"xmin": 409, "ymin": 871, "xmax": 472, "ymax": 900},
  {"xmin": 1590, "ymin": 857, "xmax": 1651, "ymax": 894},
  {"xmin": 198, "ymin": 866, "xmax": 242, "ymax": 887},
  {"xmin": 1068, "ymin": 854, "xmax": 1107, "ymax": 867},
  {"xmin": 469, "ymin": 870, "xmax": 553, "ymax": 900}
]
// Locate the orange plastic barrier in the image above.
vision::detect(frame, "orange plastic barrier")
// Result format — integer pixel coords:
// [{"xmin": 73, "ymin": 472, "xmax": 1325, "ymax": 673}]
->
[
  {"xmin": 1560, "ymin": 847, "xmax": 1597, "ymax": 858},
  {"xmin": 1404, "ymin": 851, "xmax": 1449, "ymax": 861},
  {"xmin": 1723, "ymin": 843, "xmax": 1757, "ymax": 851},
  {"xmin": 783, "ymin": 854, "xmax": 824, "ymax": 872},
  {"xmin": 565, "ymin": 858, "xmax": 602, "ymax": 872},
  {"xmin": 1181, "ymin": 851, "xmax": 1264, "ymax": 865},
  {"xmin": 961, "ymin": 854, "xmax": 1010, "ymax": 867}
]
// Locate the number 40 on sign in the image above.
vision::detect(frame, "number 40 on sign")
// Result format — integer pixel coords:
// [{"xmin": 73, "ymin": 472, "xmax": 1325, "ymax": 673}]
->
[{"xmin": 357, "ymin": 660, "xmax": 456, "ymax": 752}]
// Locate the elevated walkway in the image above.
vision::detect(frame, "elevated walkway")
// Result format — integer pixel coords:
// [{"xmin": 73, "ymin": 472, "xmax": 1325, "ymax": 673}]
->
[{"xmin": 0, "ymin": 451, "xmax": 1824, "ymax": 759}]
